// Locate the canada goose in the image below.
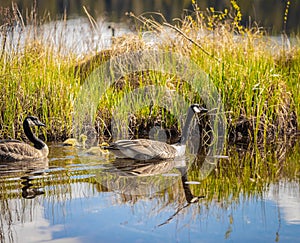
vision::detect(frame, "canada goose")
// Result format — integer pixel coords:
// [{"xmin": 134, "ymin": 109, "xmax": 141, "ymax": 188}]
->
[
  {"xmin": 0, "ymin": 116, "xmax": 48, "ymax": 161},
  {"xmin": 104, "ymin": 104, "xmax": 208, "ymax": 160},
  {"xmin": 108, "ymin": 25, "xmax": 115, "ymax": 37}
]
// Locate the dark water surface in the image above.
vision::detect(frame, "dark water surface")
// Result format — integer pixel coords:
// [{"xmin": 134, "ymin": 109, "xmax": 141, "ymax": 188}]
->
[
  {"xmin": 0, "ymin": 143, "xmax": 299, "ymax": 243},
  {"xmin": 0, "ymin": 0, "xmax": 299, "ymax": 33}
]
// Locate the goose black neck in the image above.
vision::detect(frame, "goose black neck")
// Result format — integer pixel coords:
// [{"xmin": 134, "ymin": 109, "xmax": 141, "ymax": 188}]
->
[
  {"xmin": 23, "ymin": 119, "xmax": 45, "ymax": 150},
  {"xmin": 180, "ymin": 106, "xmax": 195, "ymax": 145},
  {"xmin": 178, "ymin": 167, "xmax": 195, "ymax": 203}
]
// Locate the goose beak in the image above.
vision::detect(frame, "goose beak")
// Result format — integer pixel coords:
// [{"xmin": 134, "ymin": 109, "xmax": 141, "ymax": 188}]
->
[{"xmin": 37, "ymin": 121, "xmax": 46, "ymax": 127}]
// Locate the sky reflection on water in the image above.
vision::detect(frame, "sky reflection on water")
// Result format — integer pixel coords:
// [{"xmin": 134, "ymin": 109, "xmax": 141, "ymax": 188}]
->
[
  {"xmin": 0, "ymin": 144, "xmax": 300, "ymax": 243},
  {"xmin": 5, "ymin": 183, "xmax": 300, "ymax": 243}
]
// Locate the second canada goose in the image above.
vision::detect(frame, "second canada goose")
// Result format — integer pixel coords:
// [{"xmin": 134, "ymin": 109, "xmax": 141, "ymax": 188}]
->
[
  {"xmin": 104, "ymin": 104, "xmax": 207, "ymax": 160},
  {"xmin": 0, "ymin": 116, "xmax": 48, "ymax": 162}
]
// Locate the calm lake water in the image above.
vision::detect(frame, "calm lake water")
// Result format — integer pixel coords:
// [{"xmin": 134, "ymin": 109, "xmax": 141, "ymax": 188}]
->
[
  {"xmin": 5, "ymin": 17, "xmax": 295, "ymax": 59},
  {"xmin": 0, "ymin": 141, "xmax": 300, "ymax": 243},
  {"xmin": 1, "ymin": 0, "xmax": 300, "ymax": 33}
]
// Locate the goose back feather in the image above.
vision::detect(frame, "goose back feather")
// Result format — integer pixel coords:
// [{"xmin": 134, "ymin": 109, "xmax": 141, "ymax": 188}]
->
[{"xmin": 106, "ymin": 139, "xmax": 178, "ymax": 160}]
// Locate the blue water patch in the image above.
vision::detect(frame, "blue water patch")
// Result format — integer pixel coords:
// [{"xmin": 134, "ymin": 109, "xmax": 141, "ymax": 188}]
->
[{"xmin": 40, "ymin": 182, "xmax": 300, "ymax": 243}]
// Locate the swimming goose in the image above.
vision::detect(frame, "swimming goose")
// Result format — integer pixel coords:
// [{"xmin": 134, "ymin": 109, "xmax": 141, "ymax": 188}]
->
[
  {"xmin": 0, "ymin": 116, "xmax": 49, "ymax": 161},
  {"xmin": 104, "ymin": 104, "xmax": 207, "ymax": 160}
]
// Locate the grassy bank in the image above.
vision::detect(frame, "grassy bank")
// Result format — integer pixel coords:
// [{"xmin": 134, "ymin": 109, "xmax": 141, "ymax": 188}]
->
[
  {"xmin": 0, "ymin": 2, "xmax": 299, "ymax": 144},
  {"xmin": 0, "ymin": 41, "xmax": 79, "ymax": 140}
]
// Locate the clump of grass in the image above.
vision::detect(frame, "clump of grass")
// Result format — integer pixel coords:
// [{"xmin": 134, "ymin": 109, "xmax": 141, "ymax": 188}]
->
[
  {"xmin": 93, "ymin": 69, "xmax": 206, "ymax": 141},
  {"xmin": 0, "ymin": 5, "xmax": 80, "ymax": 141},
  {"xmin": 0, "ymin": 40, "xmax": 80, "ymax": 140},
  {"xmin": 275, "ymin": 42, "xmax": 300, "ymax": 123},
  {"xmin": 125, "ymin": 0, "xmax": 299, "ymax": 145}
]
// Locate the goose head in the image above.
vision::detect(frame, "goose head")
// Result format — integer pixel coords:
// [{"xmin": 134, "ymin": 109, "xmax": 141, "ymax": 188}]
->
[
  {"xmin": 25, "ymin": 116, "xmax": 46, "ymax": 127},
  {"xmin": 190, "ymin": 104, "xmax": 208, "ymax": 114},
  {"xmin": 23, "ymin": 116, "xmax": 47, "ymax": 150},
  {"xmin": 179, "ymin": 104, "xmax": 208, "ymax": 147}
]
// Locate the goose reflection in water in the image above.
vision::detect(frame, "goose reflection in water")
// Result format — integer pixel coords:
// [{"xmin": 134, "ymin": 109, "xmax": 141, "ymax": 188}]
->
[
  {"xmin": 101, "ymin": 156, "xmax": 205, "ymax": 203},
  {"xmin": 0, "ymin": 158, "xmax": 49, "ymax": 199},
  {"xmin": 21, "ymin": 175, "xmax": 45, "ymax": 199}
]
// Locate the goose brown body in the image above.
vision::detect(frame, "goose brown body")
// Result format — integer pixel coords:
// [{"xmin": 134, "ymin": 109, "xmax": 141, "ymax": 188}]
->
[
  {"xmin": 105, "ymin": 104, "xmax": 207, "ymax": 160},
  {"xmin": 0, "ymin": 116, "xmax": 48, "ymax": 162},
  {"xmin": 106, "ymin": 139, "xmax": 178, "ymax": 160}
]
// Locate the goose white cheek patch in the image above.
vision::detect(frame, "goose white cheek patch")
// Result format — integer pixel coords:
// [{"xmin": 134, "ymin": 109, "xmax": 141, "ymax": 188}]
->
[{"xmin": 193, "ymin": 106, "xmax": 201, "ymax": 113}]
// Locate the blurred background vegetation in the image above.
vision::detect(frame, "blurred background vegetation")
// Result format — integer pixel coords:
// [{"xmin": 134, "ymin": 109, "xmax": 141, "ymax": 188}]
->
[{"xmin": 0, "ymin": 0, "xmax": 299, "ymax": 34}]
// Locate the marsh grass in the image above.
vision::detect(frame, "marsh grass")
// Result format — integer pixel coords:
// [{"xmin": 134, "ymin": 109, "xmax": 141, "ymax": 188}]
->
[
  {"xmin": 74, "ymin": 2, "xmax": 299, "ymax": 145},
  {"xmin": 94, "ymin": 70, "xmax": 206, "ymax": 141},
  {"xmin": 0, "ymin": 6, "xmax": 81, "ymax": 141},
  {"xmin": 0, "ymin": 2, "xmax": 299, "ymax": 145},
  {"xmin": 128, "ymin": 2, "xmax": 299, "ymax": 144},
  {"xmin": 0, "ymin": 41, "xmax": 79, "ymax": 140}
]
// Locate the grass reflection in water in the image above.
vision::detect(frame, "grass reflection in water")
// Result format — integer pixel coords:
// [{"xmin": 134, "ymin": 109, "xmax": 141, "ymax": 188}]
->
[{"xmin": 0, "ymin": 140, "xmax": 299, "ymax": 242}]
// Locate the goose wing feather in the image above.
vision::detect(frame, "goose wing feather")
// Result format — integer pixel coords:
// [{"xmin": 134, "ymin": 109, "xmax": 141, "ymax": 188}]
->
[
  {"xmin": 0, "ymin": 139, "xmax": 22, "ymax": 144},
  {"xmin": 107, "ymin": 139, "xmax": 177, "ymax": 159},
  {"xmin": 0, "ymin": 142, "xmax": 46, "ymax": 161}
]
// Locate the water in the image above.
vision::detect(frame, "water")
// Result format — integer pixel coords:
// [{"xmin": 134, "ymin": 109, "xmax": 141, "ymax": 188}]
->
[
  {"xmin": 3, "ymin": 18, "xmax": 131, "ymax": 56},
  {"xmin": 0, "ymin": 0, "xmax": 299, "ymax": 33},
  {"xmin": 0, "ymin": 143, "xmax": 300, "ymax": 243},
  {"xmin": 3, "ymin": 17, "xmax": 296, "ymax": 61}
]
